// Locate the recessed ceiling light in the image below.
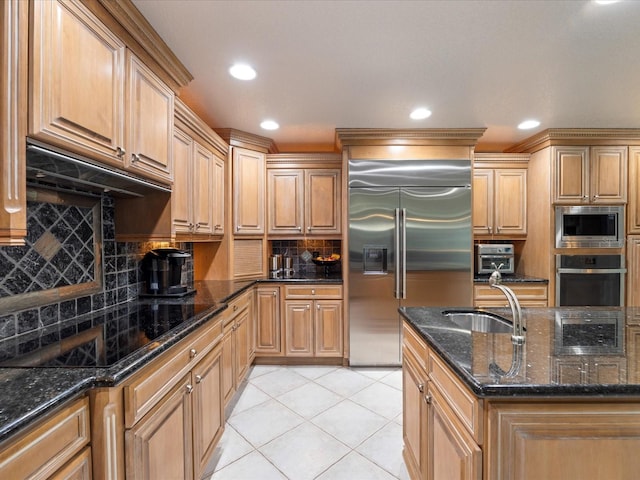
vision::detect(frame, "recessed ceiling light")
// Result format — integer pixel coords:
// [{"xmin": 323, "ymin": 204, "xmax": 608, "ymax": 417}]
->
[
  {"xmin": 594, "ymin": 0, "xmax": 620, "ymax": 5},
  {"xmin": 229, "ymin": 63, "xmax": 256, "ymax": 80},
  {"xmin": 260, "ymin": 120, "xmax": 279, "ymax": 130},
  {"xmin": 518, "ymin": 119, "xmax": 541, "ymax": 130},
  {"xmin": 410, "ymin": 108, "xmax": 432, "ymax": 120}
]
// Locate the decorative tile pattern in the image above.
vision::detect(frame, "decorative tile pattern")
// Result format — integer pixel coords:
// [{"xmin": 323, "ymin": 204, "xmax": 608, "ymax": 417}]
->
[{"xmin": 270, "ymin": 239, "xmax": 341, "ymax": 273}]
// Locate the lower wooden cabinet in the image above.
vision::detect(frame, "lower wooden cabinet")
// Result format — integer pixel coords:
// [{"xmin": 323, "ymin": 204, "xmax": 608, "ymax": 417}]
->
[
  {"xmin": 402, "ymin": 344, "xmax": 428, "ymax": 479},
  {"xmin": 221, "ymin": 290, "xmax": 253, "ymax": 406},
  {"xmin": 125, "ymin": 343, "xmax": 223, "ymax": 480},
  {"xmin": 473, "ymin": 282, "xmax": 548, "ymax": 308},
  {"xmin": 255, "ymin": 286, "xmax": 282, "ymax": 355},
  {"xmin": 0, "ymin": 396, "xmax": 91, "ymax": 479}
]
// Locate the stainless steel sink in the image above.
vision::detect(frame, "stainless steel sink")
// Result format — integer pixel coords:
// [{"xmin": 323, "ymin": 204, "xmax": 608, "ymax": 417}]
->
[{"xmin": 441, "ymin": 310, "xmax": 513, "ymax": 334}]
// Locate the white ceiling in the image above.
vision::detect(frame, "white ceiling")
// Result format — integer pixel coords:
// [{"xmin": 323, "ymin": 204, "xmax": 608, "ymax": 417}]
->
[{"xmin": 132, "ymin": 0, "xmax": 640, "ymax": 152}]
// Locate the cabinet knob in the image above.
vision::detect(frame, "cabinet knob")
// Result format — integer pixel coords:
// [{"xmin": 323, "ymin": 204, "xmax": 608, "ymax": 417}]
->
[
  {"xmin": 233, "ymin": 305, "xmax": 238, "ymax": 311},
  {"xmin": 116, "ymin": 146, "xmax": 125, "ymax": 158},
  {"xmin": 214, "ymin": 224, "xmax": 222, "ymax": 230},
  {"xmin": 190, "ymin": 348, "xmax": 197, "ymax": 358},
  {"xmin": 186, "ymin": 384, "xmax": 193, "ymax": 394},
  {"xmin": 424, "ymin": 394, "xmax": 432, "ymax": 404},
  {"xmin": 195, "ymin": 223, "xmax": 201, "ymax": 230},
  {"xmin": 311, "ymin": 289, "xmax": 315, "ymax": 295},
  {"xmin": 297, "ymin": 226, "xmax": 302, "ymax": 231},
  {"xmin": 131, "ymin": 153, "xmax": 140, "ymax": 163},
  {"xmin": 317, "ymin": 304, "xmax": 320, "ymax": 310},
  {"xmin": 273, "ymin": 291, "xmax": 277, "ymax": 297},
  {"xmin": 307, "ymin": 226, "xmax": 311, "ymax": 232},
  {"xmin": 306, "ymin": 304, "xmax": 310, "ymax": 310},
  {"xmin": 195, "ymin": 375, "xmax": 203, "ymax": 384},
  {"xmin": 418, "ymin": 383, "xmax": 424, "ymax": 393}
]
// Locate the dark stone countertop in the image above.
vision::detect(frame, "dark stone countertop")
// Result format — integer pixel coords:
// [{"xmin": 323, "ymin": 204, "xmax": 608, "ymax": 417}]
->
[
  {"xmin": 473, "ymin": 273, "xmax": 548, "ymax": 283},
  {"xmin": 400, "ymin": 306, "xmax": 640, "ymax": 398},
  {"xmin": 0, "ymin": 275, "xmax": 343, "ymax": 443}
]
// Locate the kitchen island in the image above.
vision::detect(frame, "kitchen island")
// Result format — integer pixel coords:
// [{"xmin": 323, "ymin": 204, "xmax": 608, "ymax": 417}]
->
[{"xmin": 400, "ymin": 306, "xmax": 640, "ymax": 480}]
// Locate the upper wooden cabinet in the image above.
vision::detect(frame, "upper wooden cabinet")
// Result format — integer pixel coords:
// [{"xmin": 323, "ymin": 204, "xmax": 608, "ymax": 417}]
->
[
  {"xmin": 232, "ymin": 147, "xmax": 266, "ymax": 235},
  {"xmin": 473, "ymin": 154, "xmax": 528, "ymax": 238},
  {"xmin": 30, "ymin": 0, "xmax": 174, "ymax": 185},
  {"xmin": 267, "ymin": 154, "xmax": 342, "ymax": 237},
  {"xmin": 553, "ymin": 145, "xmax": 627, "ymax": 204},
  {"xmin": 0, "ymin": 0, "xmax": 28, "ymax": 245},
  {"xmin": 627, "ymin": 147, "xmax": 640, "ymax": 234}
]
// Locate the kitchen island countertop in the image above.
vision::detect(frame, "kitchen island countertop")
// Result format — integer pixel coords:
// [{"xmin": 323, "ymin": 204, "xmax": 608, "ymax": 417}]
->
[{"xmin": 400, "ymin": 306, "xmax": 640, "ymax": 397}]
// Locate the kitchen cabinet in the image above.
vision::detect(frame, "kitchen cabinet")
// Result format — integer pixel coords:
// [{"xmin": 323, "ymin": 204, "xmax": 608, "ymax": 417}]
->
[
  {"xmin": 123, "ymin": 317, "xmax": 224, "ymax": 480},
  {"xmin": 473, "ymin": 154, "xmax": 528, "ymax": 237},
  {"xmin": 627, "ymin": 236, "xmax": 640, "ymax": 306},
  {"xmin": 30, "ymin": 0, "xmax": 175, "ymax": 185},
  {"xmin": 553, "ymin": 356, "xmax": 626, "ymax": 384},
  {"xmin": 0, "ymin": 0, "xmax": 27, "ymax": 245},
  {"xmin": 233, "ymin": 147, "xmax": 265, "ymax": 235},
  {"xmin": 627, "ymin": 147, "xmax": 640, "ymax": 233},
  {"xmin": 255, "ymin": 285, "xmax": 282, "ymax": 355},
  {"xmin": 213, "ymin": 156, "xmax": 226, "ymax": 235},
  {"xmin": 267, "ymin": 167, "xmax": 341, "ymax": 236},
  {"xmin": 473, "ymin": 282, "xmax": 548, "ymax": 307},
  {"xmin": 0, "ymin": 396, "xmax": 91, "ymax": 479},
  {"xmin": 283, "ymin": 284, "xmax": 343, "ymax": 357},
  {"xmin": 553, "ymin": 146, "xmax": 627, "ymax": 204},
  {"xmin": 221, "ymin": 290, "xmax": 253, "ymax": 406},
  {"xmin": 402, "ymin": 323, "xmax": 482, "ymax": 480}
]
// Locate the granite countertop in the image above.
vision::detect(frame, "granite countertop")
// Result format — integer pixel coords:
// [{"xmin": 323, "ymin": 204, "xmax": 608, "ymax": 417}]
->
[
  {"xmin": 473, "ymin": 273, "xmax": 548, "ymax": 283},
  {"xmin": 0, "ymin": 274, "xmax": 343, "ymax": 442},
  {"xmin": 400, "ymin": 306, "xmax": 640, "ymax": 398}
]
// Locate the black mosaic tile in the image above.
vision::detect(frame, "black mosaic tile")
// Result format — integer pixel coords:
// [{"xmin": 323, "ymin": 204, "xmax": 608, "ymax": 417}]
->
[
  {"xmin": 92, "ymin": 292, "xmax": 105, "ymax": 310},
  {"xmin": 77, "ymin": 296, "xmax": 92, "ymax": 315},
  {"xmin": 59, "ymin": 300, "xmax": 77, "ymax": 320},
  {"xmin": 0, "ymin": 314, "xmax": 16, "ymax": 337},
  {"xmin": 17, "ymin": 310, "xmax": 39, "ymax": 334},
  {"xmin": 6, "ymin": 269, "xmax": 32, "ymax": 295},
  {"xmin": 40, "ymin": 304, "xmax": 59, "ymax": 326}
]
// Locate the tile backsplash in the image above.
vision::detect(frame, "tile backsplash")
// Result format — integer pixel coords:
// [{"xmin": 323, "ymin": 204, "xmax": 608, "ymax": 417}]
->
[
  {"xmin": 270, "ymin": 239, "xmax": 342, "ymax": 273},
  {"xmin": 0, "ymin": 193, "xmax": 193, "ymax": 342}
]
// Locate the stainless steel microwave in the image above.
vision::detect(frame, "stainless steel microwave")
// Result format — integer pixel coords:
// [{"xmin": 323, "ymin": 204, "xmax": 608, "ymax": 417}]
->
[{"xmin": 555, "ymin": 205, "xmax": 624, "ymax": 248}]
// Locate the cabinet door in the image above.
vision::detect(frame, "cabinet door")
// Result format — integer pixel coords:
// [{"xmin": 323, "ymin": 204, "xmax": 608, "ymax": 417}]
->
[
  {"xmin": 255, "ymin": 287, "xmax": 281, "ymax": 354},
  {"xmin": 233, "ymin": 147, "xmax": 265, "ymax": 235},
  {"xmin": 629, "ymin": 148, "xmax": 640, "ymax": 233},
  {"xmin": 428, "ymin": 386, "xmax": 482, "ymax": 480},
  {"xmin": 494, "ymin": 169, "xmax": 527, "ymax": 235},
  {"xmin": 30, "ymin": 0, "xmax": 125, "ymax": 165},
  {"xmin": 285, "ymin": 301, "xmax": 313, "ymax": 356},
  {"xmin": 553, "ymin": 147, "xmax": 589, "ymax": 203},
  {"xmin": 213, "ymin": 156, "xmax": 225, "ymax": 235},
  {"xmin": 628, "ymin": 236, "xmax": 640, "ymax": 306},
  {"xmin": 126, "ymin": 375, "xmax": 193, "ymax": 480},
  {"xmin": 472, "ymin": 169, "xmax": 493, "ymax": 235},
  {"xmin": 305, "ymin": 169, "xmax": 341, "ymax": 235},
  {"xmin": 267, "ymin": 169, "xmax": 304, "ymax": 235},
  {"xmin": 1, "ymin": 0, "xmax": 27, "ymax": 245},
  {"xmin": 192, "ymin": 142, "xmax": 214, "ymax": 234},
  {"xmin": 172, "ymin": 128, "xmax": 194, "ymax": 234},
  {"xmin": 314, "ymin": 300, "xmax": 343, "ymax": 356},
  {"xmin": 192, "ymin": 346, "xmax": 223, "ymax": 478},
  {"xmin": 125, "ymin": 52, "xmax": 174, "ymax": 184},
  {"xmin": 50, "ymin": 447, "xmax": 92, "ymax": 480},
  {"xmin": 221, "ymin": 325, "xmax": 235, "ymax": 406},
  {"xmin": 402, "ymin": 350, "xmax": 428, "ymax": 480},
  {"xmin": 234, "ymin": 308, "xmax": 251, "ymax": 384},
  {"xmin": 590, "ymin": 146, "xmax": 627, "ymax": 204}
]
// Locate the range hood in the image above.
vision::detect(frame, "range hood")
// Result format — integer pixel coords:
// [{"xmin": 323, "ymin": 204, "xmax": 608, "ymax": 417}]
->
[{"xmin": 26, "ymin": 140, "xmax": 171, "ymax": 198}]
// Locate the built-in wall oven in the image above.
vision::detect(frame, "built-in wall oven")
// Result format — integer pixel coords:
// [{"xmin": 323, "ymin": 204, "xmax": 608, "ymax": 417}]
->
[
  {"xmin": 556, "ymin": 254, "xmax": 626, "ymax": 306},
  {"xmin": 555, "ymin": 205, "xmax": 624, "ymax": 249}
]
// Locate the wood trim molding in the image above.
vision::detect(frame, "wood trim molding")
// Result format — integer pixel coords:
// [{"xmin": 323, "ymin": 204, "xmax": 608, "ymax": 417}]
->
[
  {"xmin": 215, "ymin": 128, "xmax": 278, "ymax": 154},
  {"xmin": 174, "ymin": 99, "xmax": 228, "ymax": 158},
  {"xmin": 506, "ymin": 128, "xmax": 640, "ymax": 153},
  {"xmin": 90, "ymin": 0, "xmax": 193, "ymax": 91},
  {"xmin": 473, "ymin": 153, "xmax": 530, "ymax": 167},
  {"xmin": 335, "ymin": 128, "xmax": 487, "ymax": 148},
  {"xmin": 266, "ymin": 153, "xmax": 342, "ymax": 168}
]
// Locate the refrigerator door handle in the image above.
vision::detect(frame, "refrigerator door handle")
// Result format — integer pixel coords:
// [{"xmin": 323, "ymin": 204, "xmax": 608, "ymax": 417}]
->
[
  {"xmin": 401, "ymin": 207, "xmax": 407, "ymax": 299},
  {"xmin": 394, "ymin": 208, "xmax": 401, "ymax": 299}
]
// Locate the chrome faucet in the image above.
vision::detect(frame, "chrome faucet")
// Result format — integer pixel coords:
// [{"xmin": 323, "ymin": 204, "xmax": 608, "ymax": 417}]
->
[{"xmin": 489, "ymin": 270, "xmax": 525, "ymax": 344}]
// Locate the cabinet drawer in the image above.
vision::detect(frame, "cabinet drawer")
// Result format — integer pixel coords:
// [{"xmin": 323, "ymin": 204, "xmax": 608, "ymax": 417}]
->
[
  {"xmin": 474, "ymin": 283, "xmax": 548, "ymax": 302},
  {"xmin": 224, "ymin": 290, "xmax": 252, "ymax": 325},
  {"xmin": 428, "ymin": 351, "xmax": 483, "ymax": 444},
  {"xmin": 284, "ymin": 284, "xmax": 342, "ymax": 299},
  {"xmin": 402, "ymin": 322, "xmax": 428, "ymax": 371},
  {"xmin": 0, "ymin": 397, "xmax": 90, "ymax": 480},
  {"xmin": 124, "ymin": 318, "xmax": 223, "ymax": 427}
]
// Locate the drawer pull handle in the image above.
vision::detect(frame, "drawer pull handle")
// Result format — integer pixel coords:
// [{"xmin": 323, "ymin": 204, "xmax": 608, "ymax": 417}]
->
[
  {"xmin": 190, "ymin": 348, "xmax": 197, "ymax": 358},
  {"xmin": 424, "ymin": 394, "xmax": 432, "ymax": 405},
  {"xmin": 186, "ymin": 384, "xmax": 193, "ymax": 394}
]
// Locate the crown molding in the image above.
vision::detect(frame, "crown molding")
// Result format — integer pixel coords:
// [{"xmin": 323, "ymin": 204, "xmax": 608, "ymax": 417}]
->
[
  {"xmin": 335, "ymin": 128, "xmax": 486, "ymax": 148},
  {"xmin": 214, "ymin": 128, "xmax": 278, "ymax": 154},
  {"xmin": 174, "ymin": 99, "xmax": 228, "ymax": 157},
  {"xmin": 473, "ymin": 153, "xmax": 530, "ymax": 166},
  {"xmin": 506, "ymin": 128, "xmax": 640, "ymax": 153},
  {"xmin": 266, "ymin": 153, "xmax": 341, "ymax": 168}
]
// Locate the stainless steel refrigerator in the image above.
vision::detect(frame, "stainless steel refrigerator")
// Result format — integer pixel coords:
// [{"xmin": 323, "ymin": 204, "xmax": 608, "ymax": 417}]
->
[{"xmin": 348, "ymin": 159, "xmax": 472, "ymax": 366}]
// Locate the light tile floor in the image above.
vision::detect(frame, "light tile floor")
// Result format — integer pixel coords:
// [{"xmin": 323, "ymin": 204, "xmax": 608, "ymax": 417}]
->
[{"xmin": 204, "ymin": 365, "xmax": 410, "ymax": 480}]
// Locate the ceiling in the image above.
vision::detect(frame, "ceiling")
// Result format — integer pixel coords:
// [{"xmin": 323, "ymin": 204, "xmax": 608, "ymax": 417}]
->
[{"xmin": 132, "ymin": 0, "xmax": 640, "ymax": 152}]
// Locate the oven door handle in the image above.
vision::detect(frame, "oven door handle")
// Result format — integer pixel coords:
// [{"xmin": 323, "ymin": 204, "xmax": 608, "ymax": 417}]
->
[{"xmin": 556, "ymin": 267, "xmax": 627, "ymax": 274}]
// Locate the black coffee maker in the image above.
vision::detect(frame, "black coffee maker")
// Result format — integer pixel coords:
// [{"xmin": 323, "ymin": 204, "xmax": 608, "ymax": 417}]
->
[{"xmin": 141, "ymin": 248, "xmax": 194, "ymax": 297}]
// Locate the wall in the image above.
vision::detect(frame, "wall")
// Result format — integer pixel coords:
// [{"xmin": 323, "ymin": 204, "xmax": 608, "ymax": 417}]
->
[{"xmin": 0, "ymin": 193, "xmax": 193, "ymax": 361}]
